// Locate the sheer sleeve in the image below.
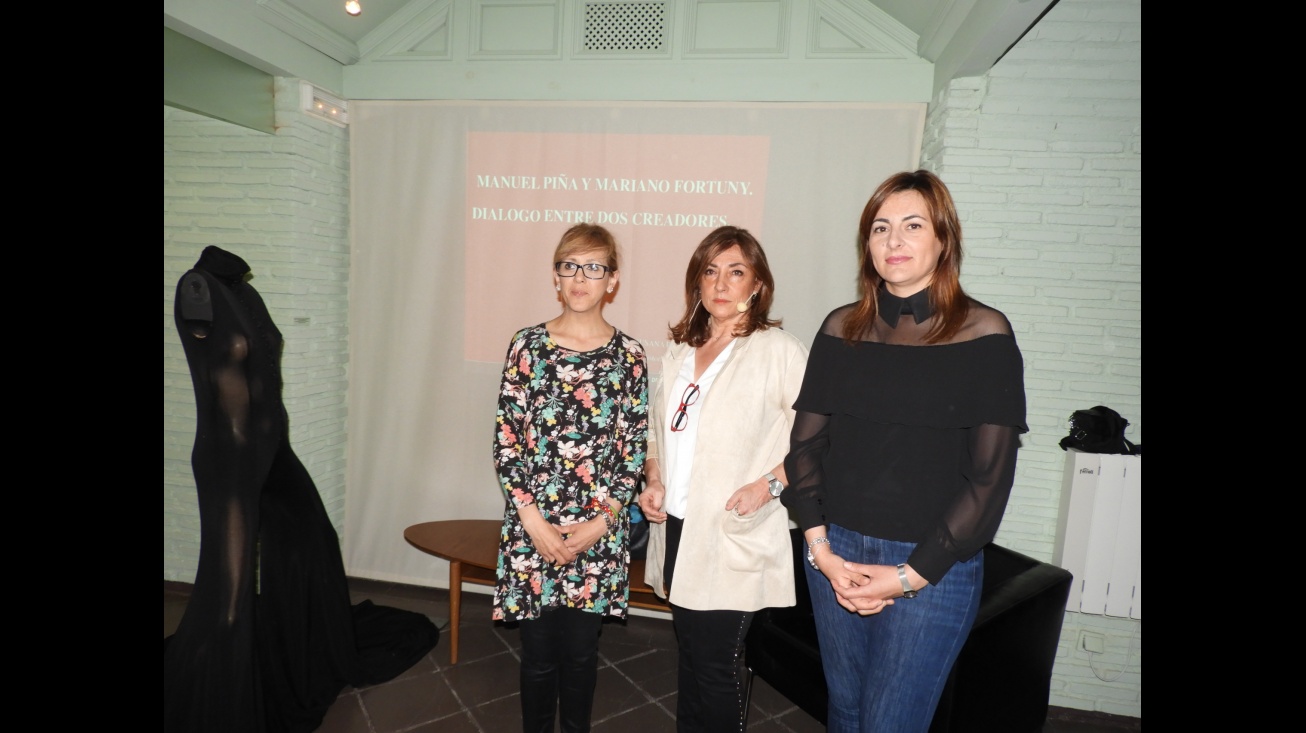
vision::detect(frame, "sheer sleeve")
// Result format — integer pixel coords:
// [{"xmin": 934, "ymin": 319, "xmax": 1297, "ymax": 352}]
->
[
  {"xmin": 493, "ymin": 331, "xmax": 536, "ymax": 508},
  {"xmin": 908, "ymin": 422, "xmax": 1021, "ymax": 583},
  {"xmin": 908, "ymin": 304, "xmax": 1025, "ymax": 581},
  {"xmin": 781, "ymin": 408, "xmax": 830, "ymax": 530},
  {"xmin": 607, "ymin": 337, "xmax": 649, "ymax": 506},
  {"xmin": 781, "ymin": 310, "xmax": 846, "ymax": 530}
]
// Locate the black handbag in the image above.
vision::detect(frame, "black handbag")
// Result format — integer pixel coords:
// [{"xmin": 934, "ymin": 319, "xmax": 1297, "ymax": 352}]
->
[
  {"xmin": 1058, "ymin": 405, "xmax": 1140, "ymax": 455},
  {"xmin": 628, "ymin": 503, "xmax": 649, "ymax": 560}
]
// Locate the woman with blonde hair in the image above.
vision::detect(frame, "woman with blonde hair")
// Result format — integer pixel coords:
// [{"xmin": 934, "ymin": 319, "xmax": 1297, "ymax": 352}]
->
[{"xmin": 493, "ymin": 223, "xmax": 649, "ymax": 733}]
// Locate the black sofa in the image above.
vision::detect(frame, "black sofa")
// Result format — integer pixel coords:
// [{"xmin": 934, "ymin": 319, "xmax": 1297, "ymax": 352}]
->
[{"xmin": 745, "ymin": 528, "xmax": 1073, "ymax": 732}]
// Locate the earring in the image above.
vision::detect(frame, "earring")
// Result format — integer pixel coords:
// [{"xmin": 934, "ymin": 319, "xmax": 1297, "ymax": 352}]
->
[
  {"xmin": 607, "ymin": 288, "xmax": 613, "ymax": 294},
  {"xmin": 556, "ymin": 284, "xmax": 561, "ymax": 292}
]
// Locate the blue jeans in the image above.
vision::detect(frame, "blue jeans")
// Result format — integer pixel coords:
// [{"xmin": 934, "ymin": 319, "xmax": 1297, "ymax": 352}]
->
[{"xmin": 806, "ymin": 525, "xmax": 982, "ymax": 733}]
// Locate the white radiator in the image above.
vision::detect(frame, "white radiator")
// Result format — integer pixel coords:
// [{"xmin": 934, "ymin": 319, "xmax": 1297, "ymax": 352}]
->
[{"xmin": 1052, "ymin": 450, "xmax": 1141, "ymax": 619}]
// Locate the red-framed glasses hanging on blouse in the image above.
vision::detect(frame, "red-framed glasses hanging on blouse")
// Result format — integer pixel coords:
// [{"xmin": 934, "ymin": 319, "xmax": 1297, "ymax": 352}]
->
[{"xmin": 670, "ymin": 383, "xmax": 700, "ymax": 432}]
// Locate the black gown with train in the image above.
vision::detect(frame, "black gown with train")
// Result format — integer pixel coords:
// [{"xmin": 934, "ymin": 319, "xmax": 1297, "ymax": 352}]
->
[{"xmin": 165, "ymin": 246, "xmax": 438, "ymax": 733}]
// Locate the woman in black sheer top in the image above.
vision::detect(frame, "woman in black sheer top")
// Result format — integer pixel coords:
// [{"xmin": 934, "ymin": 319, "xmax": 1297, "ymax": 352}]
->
[{"xmin": 782, "ymin": 170, "xmax": 1027, "ymax": 733}]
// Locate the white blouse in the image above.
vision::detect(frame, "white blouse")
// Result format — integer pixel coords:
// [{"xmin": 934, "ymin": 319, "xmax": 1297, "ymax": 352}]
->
[{"xmin": 661, "ymin": 339, "xmax": 735, "ymax": 518}]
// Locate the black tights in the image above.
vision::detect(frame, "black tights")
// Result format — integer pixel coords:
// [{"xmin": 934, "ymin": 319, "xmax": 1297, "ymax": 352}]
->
[{"xmin": 518, "ymin": 606, "xmax": 603, "ymax": 733}]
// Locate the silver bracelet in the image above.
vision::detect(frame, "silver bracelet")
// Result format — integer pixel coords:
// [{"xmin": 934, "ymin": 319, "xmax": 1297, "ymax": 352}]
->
[{"xmin": 806, "ymin": 537, "xmax": 831, "ymax": 571}]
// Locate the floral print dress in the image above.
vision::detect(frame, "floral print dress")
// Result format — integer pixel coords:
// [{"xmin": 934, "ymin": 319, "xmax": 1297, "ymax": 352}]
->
[{"xmin": 493, "ymin": 324, "xmax": 649, "ymax": 621}]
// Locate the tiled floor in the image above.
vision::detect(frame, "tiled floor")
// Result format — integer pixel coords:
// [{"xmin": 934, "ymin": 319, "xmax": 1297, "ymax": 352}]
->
[{"xmin": 164, "ymin": 578, "xmax": 1139, "ymax": 732}]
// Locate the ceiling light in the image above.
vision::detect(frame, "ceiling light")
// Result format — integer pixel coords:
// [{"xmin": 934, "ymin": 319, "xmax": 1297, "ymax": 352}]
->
[{"xmin": 345, "ymin": 1, "xmax": 362, "ymax": 16}]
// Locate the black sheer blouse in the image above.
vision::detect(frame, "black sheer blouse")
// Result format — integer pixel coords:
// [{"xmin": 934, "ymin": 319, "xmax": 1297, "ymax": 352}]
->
[{"xmin": 782, "ymin": 287, "xmax": 1027, "ymax": 583}]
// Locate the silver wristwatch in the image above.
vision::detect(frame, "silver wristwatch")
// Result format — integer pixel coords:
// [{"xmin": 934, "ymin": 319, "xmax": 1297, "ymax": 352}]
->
[
  {"xmin": 765, "ymin": 472, "xmax": 784, "ymax": 497},
  {"xmin": 896, "ymin": 563, "xmax": 918, "ymax": 599}
]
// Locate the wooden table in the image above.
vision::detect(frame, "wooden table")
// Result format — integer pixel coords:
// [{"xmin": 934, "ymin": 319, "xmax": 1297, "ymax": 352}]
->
[{"xmin": 404, "ymin": 518, "xmax": 669, "ymax": 664}]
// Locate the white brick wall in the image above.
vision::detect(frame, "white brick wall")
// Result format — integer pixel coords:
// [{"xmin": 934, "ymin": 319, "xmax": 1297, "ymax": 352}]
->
[
  {"xmin": 163, "ymin": 78, "xmax": 352, "ymax": 583},
  {"xmin": 921, "ymin": 0, "xmax": 1141, "ymax": 718}
]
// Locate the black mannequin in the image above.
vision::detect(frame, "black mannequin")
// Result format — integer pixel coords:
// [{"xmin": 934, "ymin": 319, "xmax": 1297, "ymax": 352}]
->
[{"xmin": 165, "ymin": 246, "xmax": 437, "ymax": 732}]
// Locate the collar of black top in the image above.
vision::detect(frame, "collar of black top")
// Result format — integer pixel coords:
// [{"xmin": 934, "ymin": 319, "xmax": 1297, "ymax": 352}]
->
[{"xmin": 876, "ymin": 285, "xmax": 934, "ymax": 327}]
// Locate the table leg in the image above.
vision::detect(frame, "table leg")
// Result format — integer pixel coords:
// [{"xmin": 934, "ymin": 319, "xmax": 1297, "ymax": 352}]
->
[{"xmin": 449, "ymin": 559, "xmax": 462, "ymax": 665}]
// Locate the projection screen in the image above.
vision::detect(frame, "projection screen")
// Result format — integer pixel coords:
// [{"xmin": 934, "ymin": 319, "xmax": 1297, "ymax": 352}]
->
[{"xmin": 345, "ymin": 101, "xmax": 924, "ymax": 588}]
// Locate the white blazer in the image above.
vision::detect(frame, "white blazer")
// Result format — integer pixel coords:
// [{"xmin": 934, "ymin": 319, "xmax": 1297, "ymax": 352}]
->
[{"xmin": 644, "ymin": 327, "xmax": 808, "ymax": 612}]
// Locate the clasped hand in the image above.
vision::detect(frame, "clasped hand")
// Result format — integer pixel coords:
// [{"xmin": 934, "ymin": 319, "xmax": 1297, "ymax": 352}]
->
[
  {"xmin": 815, "ymin": 555, "xmax": 899, "ymax": 616},
  {"xmin": 521, "ymin": 509, "xmax": 609, "ymax": 566}
]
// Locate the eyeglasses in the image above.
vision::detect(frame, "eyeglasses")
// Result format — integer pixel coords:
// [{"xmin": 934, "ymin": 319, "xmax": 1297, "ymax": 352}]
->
[
  {"xmin": 670, "ymin": 383, "xmax": 700, "ymax": 432},
  {"xmin": 555, "ymin": 261, "xmax": 612, "ymax": 279}
]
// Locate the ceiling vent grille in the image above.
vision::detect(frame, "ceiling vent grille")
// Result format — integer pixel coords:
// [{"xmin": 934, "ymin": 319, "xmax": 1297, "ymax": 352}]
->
[{"xmin": 581, "ymin": 2, "xmax": 668, "ymax": 53}]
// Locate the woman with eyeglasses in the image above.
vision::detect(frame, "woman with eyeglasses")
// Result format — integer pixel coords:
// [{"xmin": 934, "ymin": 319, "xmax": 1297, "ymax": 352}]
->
[
  {"xmin": 637, "ymin": 226, "xmax": 808, "ymax": 732},
  {"xmin": 492, "ymin": 223, "xmax": 649, "ymax": 733}
]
